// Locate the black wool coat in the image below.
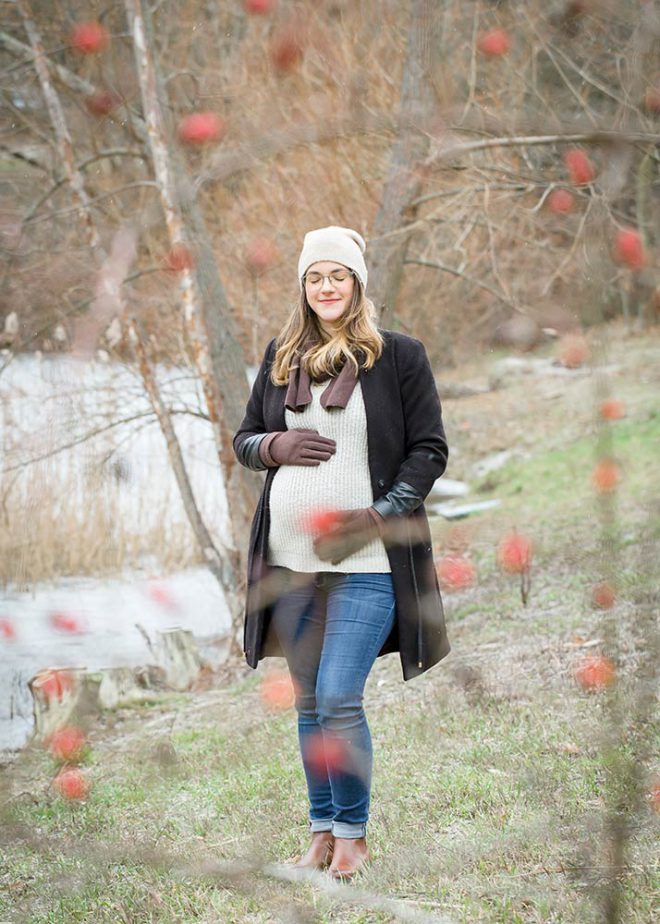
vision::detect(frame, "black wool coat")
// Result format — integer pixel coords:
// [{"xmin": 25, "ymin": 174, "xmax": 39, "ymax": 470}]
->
[{"xmin": 232, "ymin": 329, "xmax": 450, "ymax": 682}]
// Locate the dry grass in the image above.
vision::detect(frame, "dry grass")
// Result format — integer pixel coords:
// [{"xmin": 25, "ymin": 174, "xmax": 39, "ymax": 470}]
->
[
  {"xmin": 0, "ymin": 361, "xmax": 221, "ymax": 587},
  {"xmin": 0, "ymin": 461, "xmax": 198, "ymax": 588}
]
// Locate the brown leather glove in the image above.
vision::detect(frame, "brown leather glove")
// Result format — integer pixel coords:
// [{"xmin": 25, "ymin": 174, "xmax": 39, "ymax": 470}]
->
[
  {"xmin": 260, "ymin": 428, "xmax": 337, "ymax": 467},
  {"xmin": 313, "ymin": 507, "xmax": 384, "ymax": 565}
]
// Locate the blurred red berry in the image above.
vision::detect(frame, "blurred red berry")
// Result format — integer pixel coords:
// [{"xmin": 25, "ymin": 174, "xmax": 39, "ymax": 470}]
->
[
  {"xmin": 477, "ymin": 28, "xmax": 511, "ymax": 57},
  {"xmin": 614, "ymin": 228, "xmax": 646, "ymax": 271},
  {"xmin": 244, "ymin": 0, "xmax": 277, "ymax": 12},
  {"xmin": 591, "ymin": 581, "xmax": 616, "ymax": 609},
  {"xmin": 497, "ymin": 532, "xmax": 533, "ymax": 574},
  {"xmin": 70, "ymin": 21, "xmax": 110, "ymax": 54},
  {"xmin": 260, "ymin": 670, "xmax": 296, "ymax": 711},
  {"xmin": 49, "ymin": 610, "xmax": 84, "ymax": 633},
  {"xmin": 54, "ymin": 767, "xmax": 90, "ymax": 801},
  {"xmin": 599, "ymin": 398, "xmax": 626, "ymax": 421},
  {"xmin": 561, "ymin": 0, "xmax": 592, "ymax": 25},
  {"xmin": 592, "ymin": 458, "xmax": 620, "ymax": 493},
  {"xmin": 564, "ymin": 149, "xmax": 595, "ymax": 185},
  {"xmin": 574, "ymin": 655, "xmax": 615, "ymax": 691},
  {"xmin": 0, "ymin": 617, "xmax": 16, "ymax": 641},
  {"xmin": 177, "ymin": 112, "xmax": 225, "ymax": 145},
  {"xmin": 47, "ymin": 725, "xmax": 87, "ymax": 763},
  {"xmin": 164, "ymin": 243, "xmax": 194, "ymax": 273},
  {"xmin": 270, "ymin": 27, "xmax": 305, "ymax": 71},
  {"xmin": 303, "ymin": 731, "xmax": 348, "ymax": 775},
  {"xmin": 558, "ymin": 333, "xmax": 588, "ymax": 369},
  {"xmin": 147, "ymin": 580, "xmax": 179, "ymax": 610},
  {"xmin": 436, "ymin": 555, "xmax": 476, "ymax": 591},
  {"xmin": 85, "ymin": 91, "xmax": 122, "ymax": 116},
  {"xmin": 547, "ymin": 188, "xmax": 575, "ymax": 214},
  {"xmin": 303, "ymin": 509, "xmax": 343, "ymax": 536},
  {"xmin": 245, "ymin": 237, "xmax": 278, "ymax": 275},
  {"xmin": 642, "ymin": 87, "xmax": 660, "ymax": 114}
]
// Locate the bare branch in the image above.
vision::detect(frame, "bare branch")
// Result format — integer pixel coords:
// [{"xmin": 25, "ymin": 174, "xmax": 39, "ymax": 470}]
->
[
  {"xmin": 0, "ymin": 143, "xmax": 50, "ymax": 172},
  {"xmin": 524, "ymin": 18, "xmax": 630, "ymax": 109},
  {"xmin": 0, "ymin": 29, "xmax": 149, "ymax": 145},
  {"xmin": 193, "ymin": 105, "xmax": 442, "ymax": 192},
  {"xmin": 76, "ymin": 149, "xmax": 150, "ymax": 170},
  {"xmin": 0, "ymin": 29, "xmax": 100, "ymax": 97},
  {"xmin": 1, "ymin": 411, "xmax": 157, "ymax": 475},
  {"xmin": 0, "ymin": 265, "xmax": 164, "ymax": 374},
  {"xmin": 23, "ymin": 181, "xmax": 159, "ymax": 226},
  {"xmin": 425, "ymin": 130, "xmax": 660, "ymax": 170},
  {"xmin": 404, "ymin": 257, "xmax": 519, "ymax": 310},
  {"xmin": 15, "ymin": 0, "xmax": 100, "ymax": 248},
  {"xmin": 540, "ymin": 200, "xmax": 593, "ymax": 298},
  {"xmin": 130, "ymin": 316, "xmax": 232, "ymax": 590},
  {"xmin": 411, "ymin": 183, "xmax": 534, "ymax": 208}
]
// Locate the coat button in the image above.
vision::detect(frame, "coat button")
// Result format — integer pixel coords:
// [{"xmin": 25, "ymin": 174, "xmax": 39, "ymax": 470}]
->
[{"xmin": 377, "ymin": 478, "xmax": 385, "ymax": 488}]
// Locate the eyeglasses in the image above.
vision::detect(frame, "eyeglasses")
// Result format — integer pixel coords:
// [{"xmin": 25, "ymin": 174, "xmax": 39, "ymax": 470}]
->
[{"xmin": 303, "ymin": 269, "xmax": 354, "ymax": 288}]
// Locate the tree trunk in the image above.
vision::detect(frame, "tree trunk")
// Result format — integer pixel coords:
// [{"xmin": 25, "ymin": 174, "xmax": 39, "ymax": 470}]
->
[
  {"xmin": 19, "ymin": 0, "xmax": 253, "ymax": 653},
  {"xmin": 15, "ymin": 0, "xmax": 101, "ymax": 250},
  {"xmin": 131, "ymin": 317, "xmax": 236, "ymax": 595},
  {"xmin": 125, "ymin": 1, "xmax": 260, "ymax": 607},
  {"xmin": 368, "ymin": 0, "xmax": 441, "ymax": 328}
]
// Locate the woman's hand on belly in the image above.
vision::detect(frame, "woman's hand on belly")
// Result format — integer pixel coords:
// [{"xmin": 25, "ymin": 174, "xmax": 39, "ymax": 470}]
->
[
  {"xmin": 312, "ymin": 507, "xmax": 384, "ymax": 565},
  {"xmin": 270, "ymin": 428, "xmax": 337, "ymax": 466}
]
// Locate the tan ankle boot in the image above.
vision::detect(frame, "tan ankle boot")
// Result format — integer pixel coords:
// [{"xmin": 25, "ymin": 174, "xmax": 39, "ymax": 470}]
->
[
  {"xmin": 292, "ymin": 831, "xmax": 334, "ymax": 870},
  {"xmin": 328, "ymin": 836, "xmax": 370, "ymax": 880}
]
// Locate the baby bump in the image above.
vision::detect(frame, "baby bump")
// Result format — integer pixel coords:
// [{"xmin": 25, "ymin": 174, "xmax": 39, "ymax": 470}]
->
[{"xmin": 269, "ymin": 462, "xmax": 364, "ymax": 535}]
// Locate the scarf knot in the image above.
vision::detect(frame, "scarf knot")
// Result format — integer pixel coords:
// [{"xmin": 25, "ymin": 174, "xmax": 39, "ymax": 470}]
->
[{"xmin": 284, "ymin": 342, "xmax": 359, "ymax": 412}]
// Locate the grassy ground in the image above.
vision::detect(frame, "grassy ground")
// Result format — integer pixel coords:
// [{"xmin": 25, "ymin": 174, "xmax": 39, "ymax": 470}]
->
[{"xmin": 1, "ymin": 323, "xmax": 658, "ymax": 923}]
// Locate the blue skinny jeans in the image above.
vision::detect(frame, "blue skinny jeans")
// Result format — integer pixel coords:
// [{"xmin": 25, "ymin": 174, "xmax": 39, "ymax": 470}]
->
[{"xmin": 269, "ymin": 568, "xmax": 396, "ymax": 839}]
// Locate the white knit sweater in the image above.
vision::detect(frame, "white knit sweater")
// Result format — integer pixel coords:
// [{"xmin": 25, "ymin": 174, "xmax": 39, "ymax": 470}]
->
[{"xmin": 267, "ymin": 380, "xmax": 391, "ymax": 573}]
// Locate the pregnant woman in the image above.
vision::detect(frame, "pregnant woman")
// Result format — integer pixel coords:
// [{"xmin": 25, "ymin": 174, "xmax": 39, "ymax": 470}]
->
[{"xmin": 233, "ymin": 226, "xmax": 449, "ymax": 880}]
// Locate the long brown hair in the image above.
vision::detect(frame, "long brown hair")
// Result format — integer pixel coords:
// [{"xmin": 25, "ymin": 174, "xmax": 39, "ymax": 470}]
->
[{"xmin": 270, "ymin": 276, "xmax": 384, "ymax": 385}]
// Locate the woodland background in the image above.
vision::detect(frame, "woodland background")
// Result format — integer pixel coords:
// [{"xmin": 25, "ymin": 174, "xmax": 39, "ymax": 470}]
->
[
  {"xmin": 1, "ymin": 0, "xmax": 658, "ymax": 606},
  {"xmin": 0, "ymin": 3, "xmax": 658, "ymax": 923},
  {"xmin": 2, "ymin": 0, "xmax": 658, "ymax": 366}
]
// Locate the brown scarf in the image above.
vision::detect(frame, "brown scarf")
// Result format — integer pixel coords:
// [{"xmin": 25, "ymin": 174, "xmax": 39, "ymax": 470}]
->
[{"xmin": 285, "ymin": 341, "xmax": 359, "ymax": 412}]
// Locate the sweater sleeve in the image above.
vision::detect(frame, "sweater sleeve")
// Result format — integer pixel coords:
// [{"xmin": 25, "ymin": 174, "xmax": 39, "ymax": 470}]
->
[
  {"xmin": 386, "ymin": 335, "xmax": 448, "ymax": 503},
  {"xmin": 232, "ymin": 338, "xmax": 277, "ymax": 470}
]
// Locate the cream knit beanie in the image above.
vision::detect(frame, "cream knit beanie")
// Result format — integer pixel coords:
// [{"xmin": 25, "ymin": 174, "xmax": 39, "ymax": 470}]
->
[{"xmin": 298, "ymin": 226, "xmax": 368, "ymax": 290}]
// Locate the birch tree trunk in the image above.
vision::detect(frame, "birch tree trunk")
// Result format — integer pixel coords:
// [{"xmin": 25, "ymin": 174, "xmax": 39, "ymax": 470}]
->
[
  {"xmin": 367, "ymin": 0, "xmax": 441, "ymax": 328},
  {"xmin": 131, "ymin": 317, "xmax": 235, "ymax": 593},
  {"xmin": 124, "ymin": 0, "xmax": 259, "ymax": 596},
  {"xmin": 18, "ymin": 0, "xmax": 247, "ymax": 651},
  {"xmin": 15, "ymin": 1, "xmax": 101, "ymax": 251}
]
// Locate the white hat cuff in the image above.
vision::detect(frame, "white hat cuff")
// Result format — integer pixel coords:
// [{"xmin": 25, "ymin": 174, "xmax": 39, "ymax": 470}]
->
[{"xmin": 298, "ymin": 226, "xmax": 368, "ymax": 289}]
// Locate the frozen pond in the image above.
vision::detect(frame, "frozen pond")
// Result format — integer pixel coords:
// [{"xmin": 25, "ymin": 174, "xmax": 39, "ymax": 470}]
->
[
  {"xmin": 0, "ymin": 568, "xmax": 232, "ymax": 752},
  {"xmin": 0, "ymin": 352, "xmax": 233, "ymax": 549},
  {"xmin": 0, "ymin": 354, "xmax": 253, "ymax": 752}
]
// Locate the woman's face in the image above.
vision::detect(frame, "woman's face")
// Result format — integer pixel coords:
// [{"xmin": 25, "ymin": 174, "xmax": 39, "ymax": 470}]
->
[{"xmin": 304, "ymin": 261, "xmax": 355, "ymax": 333}]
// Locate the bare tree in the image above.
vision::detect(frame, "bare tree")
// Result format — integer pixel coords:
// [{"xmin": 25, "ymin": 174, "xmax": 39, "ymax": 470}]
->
[
  {"xmin": 12, "ymin": 0, "xmax": 257, "ymax": 650},
  {"xmin": 124, "ymin": 0, "xmax": 261, "ymax": 618},
  {"xmin": 368, "ymin": 0, "xmax": 442, "ymax": 327}
]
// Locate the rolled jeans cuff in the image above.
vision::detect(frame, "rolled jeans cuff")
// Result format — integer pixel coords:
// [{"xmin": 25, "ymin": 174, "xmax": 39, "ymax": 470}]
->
[
  {"xmin": 332, "ymin": 821, "xmax": 367, "ymax": 839},
  {"xmin": 309, "ymin": 818, "xmax": 333, "ymax": 833}
]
